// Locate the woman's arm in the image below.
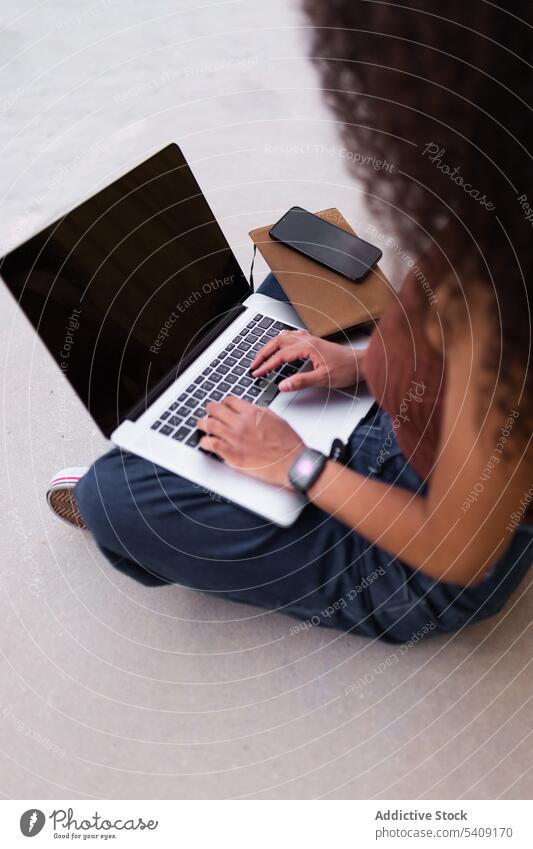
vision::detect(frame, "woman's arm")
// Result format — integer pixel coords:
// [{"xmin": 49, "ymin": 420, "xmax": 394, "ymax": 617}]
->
[{"xmin": 308, "ymin": 326, "xmax": 528, "ymax": 586}]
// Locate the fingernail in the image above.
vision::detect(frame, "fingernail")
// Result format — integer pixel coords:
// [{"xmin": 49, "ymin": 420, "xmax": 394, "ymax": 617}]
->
[{"xmin": 280, "ymin": 379, "xmax": 292, "ymax": 391}]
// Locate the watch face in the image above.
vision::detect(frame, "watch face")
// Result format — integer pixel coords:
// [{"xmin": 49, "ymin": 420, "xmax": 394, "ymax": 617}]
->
[
  {"xmin": 289, "ymin": 448, "xmax": 326, "ymax": 494},
  {"xmin": 296, "ymin": 456, "xmax": 316, "ymax": 476}
]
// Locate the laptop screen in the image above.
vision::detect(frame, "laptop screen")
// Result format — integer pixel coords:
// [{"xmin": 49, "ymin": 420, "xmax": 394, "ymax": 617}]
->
[{"xmin": 0, "ymin": 144, "xmax": 250, "ymax": 436}]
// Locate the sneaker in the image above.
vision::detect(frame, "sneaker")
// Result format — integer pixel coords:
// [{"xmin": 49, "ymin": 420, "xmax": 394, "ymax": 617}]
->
[{"xmin": 46, "ymin": 467, "xmax": 89, "ymax": 529}]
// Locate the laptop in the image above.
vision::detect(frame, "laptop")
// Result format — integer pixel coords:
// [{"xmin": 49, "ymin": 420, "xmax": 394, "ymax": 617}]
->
[{"xmin": 0, "ymin": 143, "xmax": 373, "ymax": 526}]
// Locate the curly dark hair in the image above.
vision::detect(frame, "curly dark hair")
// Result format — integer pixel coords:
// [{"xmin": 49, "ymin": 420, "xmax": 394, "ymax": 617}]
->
[{"xmin": 302, "ymin": 0, "xmax": 533, "ymax": 444}]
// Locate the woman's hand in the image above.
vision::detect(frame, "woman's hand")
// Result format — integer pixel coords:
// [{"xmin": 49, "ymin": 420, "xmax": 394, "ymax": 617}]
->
[
  {"xmin": 250, "ymin": 329, "xmax": 365, "ymax": 392},
  {"xmin": 197, "ymin": 396, "xmax": 305, "ymax": 487}
]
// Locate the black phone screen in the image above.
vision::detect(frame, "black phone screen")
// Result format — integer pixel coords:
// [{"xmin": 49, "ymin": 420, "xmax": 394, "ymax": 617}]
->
[{"xmin": 269, "ymin": 207, "xmax": 382, "ymax": 282}]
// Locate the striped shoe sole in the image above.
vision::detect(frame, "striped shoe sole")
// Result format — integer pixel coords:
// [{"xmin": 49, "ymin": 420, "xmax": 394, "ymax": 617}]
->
[{"xmin": 47, "ymin": 487, "xmax": 87, "ymax": 529}]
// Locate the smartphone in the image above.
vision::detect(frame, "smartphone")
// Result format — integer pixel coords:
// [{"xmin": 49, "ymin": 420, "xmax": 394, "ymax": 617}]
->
[{"xmin": 269, "ymin": 206, "xmax": 382, "ymax": 282}]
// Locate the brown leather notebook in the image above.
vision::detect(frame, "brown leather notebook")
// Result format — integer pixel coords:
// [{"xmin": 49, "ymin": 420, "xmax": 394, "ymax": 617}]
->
[{"xmin": 249, "ymin": 208, "xmax": 393, "ymax": 338}]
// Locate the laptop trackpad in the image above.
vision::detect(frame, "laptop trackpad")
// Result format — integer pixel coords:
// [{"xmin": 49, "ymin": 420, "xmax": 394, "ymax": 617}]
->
[{"xmin": 274, "ymin": 387, "xmax": 372, "ymax": 454}]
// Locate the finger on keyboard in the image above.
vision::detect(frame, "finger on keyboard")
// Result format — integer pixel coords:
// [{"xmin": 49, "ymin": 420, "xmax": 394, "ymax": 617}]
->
[{"xmin": 250, "ymin": 336, "xmax": 283, "ymax": 370}]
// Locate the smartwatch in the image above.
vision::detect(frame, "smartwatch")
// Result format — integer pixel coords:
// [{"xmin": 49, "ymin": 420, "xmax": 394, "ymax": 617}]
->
[{"xmin": 288, "ymin": 447, "xmax": 328, "ymax": 496}]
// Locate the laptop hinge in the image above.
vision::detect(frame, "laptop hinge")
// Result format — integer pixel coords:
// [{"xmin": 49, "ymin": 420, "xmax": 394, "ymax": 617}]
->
[{"xmin": 125, "ymin": 302, "xmax": 247, "ymax": 424}]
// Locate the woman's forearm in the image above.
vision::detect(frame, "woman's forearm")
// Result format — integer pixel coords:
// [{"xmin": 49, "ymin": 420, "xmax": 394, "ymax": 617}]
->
[
  {"xmin": 345, "ymin": 346, "xmax": 366, "ymax": 387},
  {"xmin": 354, "ymin": 346, "xmax": 367, "ymax": 381},
  {"xmin": 306, "ymin": 460, "xmax": 480, "ymax": 585},
  {"xmin": 307, "ymin": 459, "xmax": 429, "ymax": 563}
]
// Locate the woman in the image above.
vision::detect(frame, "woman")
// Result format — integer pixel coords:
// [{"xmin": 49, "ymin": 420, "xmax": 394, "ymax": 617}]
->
[{"xmin": 48, "ymin": 0, "xmax": 532, "ymax": 643}]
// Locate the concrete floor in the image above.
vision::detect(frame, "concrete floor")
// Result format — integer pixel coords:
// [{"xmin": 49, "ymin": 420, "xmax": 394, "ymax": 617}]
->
[{"xmin": 0, "ymin": 0, "xmax": 532, "ymax": 800}]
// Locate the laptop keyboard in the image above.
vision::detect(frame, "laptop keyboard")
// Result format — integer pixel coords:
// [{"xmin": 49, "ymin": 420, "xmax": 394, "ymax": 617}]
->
[{"xmin": 150, "ymin": 313, "xmax": 306, "ymax": 449}]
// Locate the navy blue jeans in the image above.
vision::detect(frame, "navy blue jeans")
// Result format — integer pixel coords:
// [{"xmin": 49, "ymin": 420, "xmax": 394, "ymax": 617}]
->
[{"xmin": 75, "ymin": 274, "xmax": 533, "ymax": 643}]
